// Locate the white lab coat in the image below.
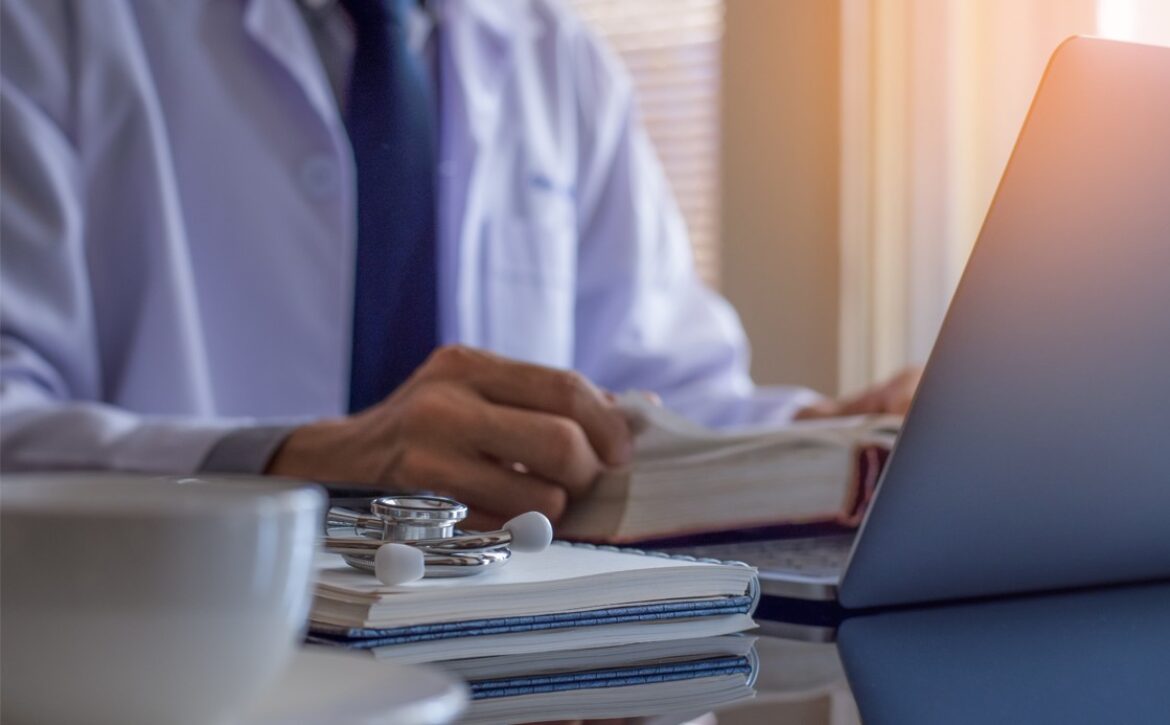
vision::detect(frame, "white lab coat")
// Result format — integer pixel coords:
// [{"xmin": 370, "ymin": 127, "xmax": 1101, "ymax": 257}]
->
[{"xmin": 0, "ymin": 0, "xmax": 819, "ymax": 474}]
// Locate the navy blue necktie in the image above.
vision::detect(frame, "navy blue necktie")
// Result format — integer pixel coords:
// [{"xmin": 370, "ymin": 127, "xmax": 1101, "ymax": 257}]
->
[{"xmin": 342, "ymin": 0, "xmax": 437, "ymax": 412}]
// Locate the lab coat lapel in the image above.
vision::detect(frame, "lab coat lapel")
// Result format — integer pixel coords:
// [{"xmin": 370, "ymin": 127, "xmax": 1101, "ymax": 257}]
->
[
  {"xmin": 242, "ymin": 0, "xmax": 341, "ymax": 134},
  {"xmin": 433, "ymin": 0, "xmax": 518, "ymax": 348}
]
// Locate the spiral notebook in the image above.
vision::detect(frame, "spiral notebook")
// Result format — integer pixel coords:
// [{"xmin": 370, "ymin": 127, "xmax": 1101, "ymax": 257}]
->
[{"xmin": 308, "ymin": 541, "xmax": 759, "ymax": 662}]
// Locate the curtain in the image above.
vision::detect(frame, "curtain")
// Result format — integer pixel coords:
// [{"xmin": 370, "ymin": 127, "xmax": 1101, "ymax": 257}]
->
[{"xmin": 837, "ymin": 0, "xmax": 1100, "ymax": 391}]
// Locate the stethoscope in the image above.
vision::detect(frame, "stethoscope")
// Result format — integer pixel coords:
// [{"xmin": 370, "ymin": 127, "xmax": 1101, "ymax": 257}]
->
[{"xmin": 321, "ymin": 495, "xmax": 553, "ymax": 586}]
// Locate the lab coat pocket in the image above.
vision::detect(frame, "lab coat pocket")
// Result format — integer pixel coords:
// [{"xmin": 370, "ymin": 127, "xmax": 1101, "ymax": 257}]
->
[{"xmin": 482, "ymin": 216, "xmax": 576, "ymax": 367}]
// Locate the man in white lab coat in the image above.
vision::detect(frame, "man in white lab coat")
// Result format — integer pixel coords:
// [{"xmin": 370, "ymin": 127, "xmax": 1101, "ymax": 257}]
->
[{"xmin": 0, "ymin": 0, "xmax": 915, "ymax": 526}]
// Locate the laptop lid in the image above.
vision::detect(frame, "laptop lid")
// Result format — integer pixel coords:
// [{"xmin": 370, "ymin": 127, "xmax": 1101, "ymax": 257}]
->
[{"xmin": 838, "ymin": 37, "xmax": 1170, "ymax": 610}]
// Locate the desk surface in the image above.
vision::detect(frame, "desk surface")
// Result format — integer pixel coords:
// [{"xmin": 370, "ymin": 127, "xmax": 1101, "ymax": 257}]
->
[{"xmin": 436, "ymin": 580, "xmax": 1170, "ymax": 724}]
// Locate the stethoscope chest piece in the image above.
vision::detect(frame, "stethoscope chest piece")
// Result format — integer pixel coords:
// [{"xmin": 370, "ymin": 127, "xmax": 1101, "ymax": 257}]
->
[
  {"xmin": 322, "ymin": 495, "xmax": 553, "ymax": 586},
  {"xmin": 370, "ymin": 495, "xmax": 468, "ymax": 541}
]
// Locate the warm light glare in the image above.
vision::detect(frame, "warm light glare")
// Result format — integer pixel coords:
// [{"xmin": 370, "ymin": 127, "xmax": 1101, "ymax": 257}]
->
[{"xmin": 1097, "ymin": 0, "xmax": 1170, "ymax": 46}]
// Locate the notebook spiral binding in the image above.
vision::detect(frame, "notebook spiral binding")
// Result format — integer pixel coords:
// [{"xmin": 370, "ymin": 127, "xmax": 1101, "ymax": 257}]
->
[{"xmin": 551, "ymin": 540, "xmax": 763, "ymax": 616}]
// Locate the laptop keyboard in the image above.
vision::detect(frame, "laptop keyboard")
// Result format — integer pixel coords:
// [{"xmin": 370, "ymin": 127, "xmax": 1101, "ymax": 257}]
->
[{"xmin": 664, "ymin": 535, "xmax": 855, "ymax": 579}]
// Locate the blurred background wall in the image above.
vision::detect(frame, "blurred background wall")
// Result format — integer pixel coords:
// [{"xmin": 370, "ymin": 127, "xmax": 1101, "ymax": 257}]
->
[
  {"xmin": 573, "ymin": 0, "xmax": 1170, "ymax": 398},
  {"xmin": 722, "ymin": 0, "xmax": 841, "ymax": 396}
]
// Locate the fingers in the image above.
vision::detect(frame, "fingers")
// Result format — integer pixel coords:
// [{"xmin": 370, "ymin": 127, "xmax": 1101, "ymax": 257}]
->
[
  {"xmin": 385, "ymin": 381, "xmax": 602, "ymax": 499},
  {"xmin": 471, "ymin": 404, "xmax": 603, "ymax": 498},
  {"xmin": 793, "ymin": 399, "xmax": 841, "ymax": 421},
  {"xmin": 844, "ymin": 366, "xmax": 921, "ymax": 416},
  {"xmin": 838, "ymin": 388, "xmax": 887, "ymax": 416},
  {"xmin": 423, "ymin": 346, "xmax": 633, "ymax": 467},
  {"xmin": 346, "ymin": 346, "xmax": 638, "ymax": 527},
  {"xmin": 392, "ymin": 445, "xmax": 570, "ymax": 525},
  {"xmin": 794, "ymin": 366, "xmax": 924, "ymax": 420},
  {"xmin": 882, "ymin": 367, "xmax": 923, "ymax": 414},
  {"xmin": 479, "ymin": 365, "xmax": 632, "ymax": 467}
]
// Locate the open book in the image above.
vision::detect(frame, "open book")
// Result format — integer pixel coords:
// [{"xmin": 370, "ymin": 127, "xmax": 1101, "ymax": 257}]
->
[{"xmin": 555, "ymin": 396, "xmax": 900, "ymax": 544}]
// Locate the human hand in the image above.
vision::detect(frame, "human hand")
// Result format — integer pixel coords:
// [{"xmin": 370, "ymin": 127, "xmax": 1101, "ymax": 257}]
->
[
  {"xmin": 267, "ymin": 346, "xmax": 633, "ymax": 529},
  {"xmin": 794, "ymin": 366, "xmax": 923, "ymax": 420}
]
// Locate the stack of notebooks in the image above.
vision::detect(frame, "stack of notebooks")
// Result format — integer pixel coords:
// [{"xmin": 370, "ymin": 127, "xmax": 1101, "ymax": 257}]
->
[
  {"xmin": 557, "ymin": 395, "xmax": 900, "ymax": 543},
  {"xmin": 308, "ymin": 541, "xmax": 761, "ymax": 714},
  {"xmin": 309, "ymin": 542, "xmax": 758, "ymax": 663}
]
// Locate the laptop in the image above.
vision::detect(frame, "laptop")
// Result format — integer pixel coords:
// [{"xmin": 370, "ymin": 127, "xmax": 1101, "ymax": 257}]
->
[{"xmin": 665, "ymin": 37, "xmax": 1170, "ymax": 610}]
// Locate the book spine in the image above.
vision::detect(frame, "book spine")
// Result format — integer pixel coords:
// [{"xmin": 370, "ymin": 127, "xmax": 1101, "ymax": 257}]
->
[{"xmin": 835, "ymin": 444, "xmax": 891, "ymax": 527}]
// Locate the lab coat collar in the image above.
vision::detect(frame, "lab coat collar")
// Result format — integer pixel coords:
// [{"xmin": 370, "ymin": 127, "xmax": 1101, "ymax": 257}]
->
[
  {"xmin": 242, "ymin": 0, "xmax": 341, "ymax": 131},
  {"xmin": 240, "ymin": 0, "xmax": 524, "ymax": 135},
  {"xmin": 431, "ymin": 0, "xmax": 521, "ymax": 97},
  {"xmin": 432, "ymin": 0, "xmax": 517, "ymax": 46}
]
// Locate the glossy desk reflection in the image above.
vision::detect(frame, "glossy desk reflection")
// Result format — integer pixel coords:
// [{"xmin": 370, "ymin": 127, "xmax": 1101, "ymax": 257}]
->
[
  {"xmin": 837, "ymin": 582, "xmax": 1170, "ymax": 724},
  {"xmin": 451, "ymin": 582, "xmax": 1170, "ymax": 724}
]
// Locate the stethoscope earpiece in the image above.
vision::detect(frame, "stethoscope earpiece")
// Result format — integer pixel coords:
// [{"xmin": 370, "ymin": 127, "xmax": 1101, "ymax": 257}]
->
[
  {"xmin": 373, "ymin": 542, "xmax": 425, "ymax": 586},
  {"xmin": 322, "ymin": 495, "xmax": 553, "ymax": 584},
  {"xmin": 501, "ymin": 510, "xmax": 554, "ymax": 552}
]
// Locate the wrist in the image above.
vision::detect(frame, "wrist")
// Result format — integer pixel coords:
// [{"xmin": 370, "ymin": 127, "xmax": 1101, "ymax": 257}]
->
[{"xmin": 265, "ymin": 417, "xmax": 353, "ymax": 481}]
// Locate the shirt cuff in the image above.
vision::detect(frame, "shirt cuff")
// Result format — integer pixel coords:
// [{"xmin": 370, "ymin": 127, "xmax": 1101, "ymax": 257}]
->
[{"xmin": 198, "ymin": 425, "xmax": 297, "ymax": 475}]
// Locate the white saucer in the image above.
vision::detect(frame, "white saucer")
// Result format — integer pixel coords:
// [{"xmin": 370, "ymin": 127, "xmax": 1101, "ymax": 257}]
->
[{"xmin": 239, "ymin": 647, "xmax": 467, "ymax": 725}]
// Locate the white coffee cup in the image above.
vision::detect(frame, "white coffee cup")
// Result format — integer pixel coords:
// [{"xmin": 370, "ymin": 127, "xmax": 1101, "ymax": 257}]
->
[{"xmin": 0, "ymin": 473, "xmax": 325, "ymax": 725}]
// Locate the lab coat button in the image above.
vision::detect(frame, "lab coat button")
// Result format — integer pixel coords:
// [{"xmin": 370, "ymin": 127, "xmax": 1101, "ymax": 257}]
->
[{"xmin": 300, "ymin": 155, "xmax": 339, "ymax": 200}]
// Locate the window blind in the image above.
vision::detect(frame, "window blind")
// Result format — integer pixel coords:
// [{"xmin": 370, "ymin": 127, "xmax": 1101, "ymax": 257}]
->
[{"xmin": 569, "ymin": 0, "xmax": 725, "ymax": 287}]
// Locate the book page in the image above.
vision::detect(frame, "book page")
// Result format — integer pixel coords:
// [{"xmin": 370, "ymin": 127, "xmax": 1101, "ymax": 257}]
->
[{"xmin": 617, "ymin": 393, "xmax": 901, "ymax": 463}]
